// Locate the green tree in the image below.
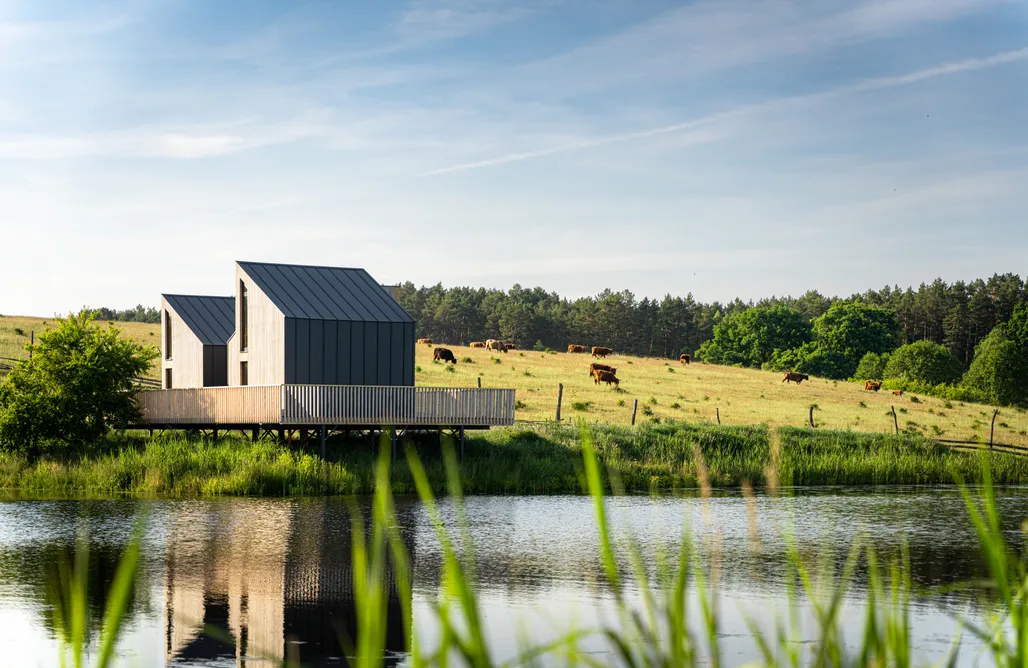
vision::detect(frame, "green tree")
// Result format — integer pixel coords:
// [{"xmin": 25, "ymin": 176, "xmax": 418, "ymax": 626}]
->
[
  {"xmin": 0, "ymin": 311, "xmax": 158, "ymax": 452},
  {"xmin": 764, "ymin": 342, "xmax": 852, "ymax": 380},
  {"xmin": 853, "ymin": 352, "xmax": 890, "ymax": 381},
  {"xmin": 695, "ymin": 306, "xmax": 810, "ymax": 368},
  {"xmin": 812, "ymin": 301, "xmax": 900, "ymax": 371},
  {"xmin": 962, "ymin": 324, "xmax": 1028, "ymax": 407},
  {"xmin": 883, "ymin": 340, "xmax": 963, "ymax": 386}
]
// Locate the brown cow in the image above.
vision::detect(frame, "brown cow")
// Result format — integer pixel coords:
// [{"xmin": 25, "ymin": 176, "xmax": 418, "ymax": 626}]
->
[
  {"xmin": 486, "ymin": 339, "xmax": 506, "ymax": 353},
  {"xmin": 864, "ymin": 380, "xmax": 883, "ymax": 392},
  {"xmin": 591, "ymin": 346, "xmax": 613, "ymax": 358},
  {"xmin": 782, "ymin": 371, "xmax": 809, "ymax": 384},
  {"xmin": 504, "ymin": 343, "xmax": 516, "ymax": 350},
  {"xmin": 892, "ymin": 389, "xmax": 904, "ymax": 396},
  {"xmin": 470, "ymin": 342, "xmax": 486, "ymax": 348},
  {"xmin": 433, "ymin": 347, "xmax": 457, "ymax": 364},
  {"xmin": 680, "ymin": 353, "xmax": 691, "ymax": 364},
  {"xmin": 567, "ymin": 344, "xmax": 586, "ymax": 353},
  {"xmin": 593, "ymin": 369, "xmax": 620, "ymax": 387},
  {"xmin": 417, "ymin": 338, "xmax": 433, "ymax": 344},
  {"xmin": 589, "ymin": 363, "xmax": 616, "ymax": 379}
]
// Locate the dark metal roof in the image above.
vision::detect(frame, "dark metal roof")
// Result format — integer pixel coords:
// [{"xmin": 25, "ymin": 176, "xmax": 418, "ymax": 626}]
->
[
  {"xmin": 237, "ymin": 261, "xmax": 414, "ymax": 323},
  {"xmin": 163, "ymin": 295, "xmax": 235, "ymax": 345}
]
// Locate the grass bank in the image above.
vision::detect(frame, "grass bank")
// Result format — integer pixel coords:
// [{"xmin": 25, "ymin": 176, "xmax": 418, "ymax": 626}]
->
[{"xmin": 2, "ymin": 422, "xmax": 1027, "ymax": 496}]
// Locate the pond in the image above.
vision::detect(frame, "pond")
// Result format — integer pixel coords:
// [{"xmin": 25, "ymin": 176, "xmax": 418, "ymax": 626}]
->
[{"xmin": 0, "ymin": 488, "xmax": 1023, "ymax": 666}]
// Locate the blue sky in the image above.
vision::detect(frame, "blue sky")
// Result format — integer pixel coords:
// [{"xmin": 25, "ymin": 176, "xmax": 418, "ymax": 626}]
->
[{"xmin": 2, "ymin": 0, "xmax": 1026, "ymax": 315}]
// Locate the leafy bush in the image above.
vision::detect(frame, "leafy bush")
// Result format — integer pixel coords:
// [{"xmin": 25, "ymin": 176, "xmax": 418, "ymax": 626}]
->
[
  {"xmin": 460, "ymin": 357, "xmax": 474, "ymax": 363},
  {"xmin": 571, "ymin": 401, "xmax": 591, "ymax": 411},
  {"xmin": 811, "ymin": 300, "xmax": 900, "ymax": 369},
  {"xmin": 765, "ymin": 342, "xmax": 853, "ymax": 380},
  {"xmin": 0, "ymin": 311, "xmax": 158, "ymax": 452},
  {"xmin": 641, "ymin": 405, "xmax": 653, "ymax": 416},
  {"xmin": 880, "ymin": 378, "xmax": 984, "ymax": 403},
  {"xmin": 853, "ymin": 352, "xmax": 889, "ymax": 381},
  {"xmin": 962, "ymin": 323, "xmax": 1028, "ymax": 407},
  {"xmin": 695, "ymin": 306, "xmax": 811, "ymax": 368},
  {"xmin": 514, "ymin": 399, "xmax": 526, "ymax": 410},
  {"xmin": 883, "ymin": 340, "xmax": 962, "ymax": 386}
]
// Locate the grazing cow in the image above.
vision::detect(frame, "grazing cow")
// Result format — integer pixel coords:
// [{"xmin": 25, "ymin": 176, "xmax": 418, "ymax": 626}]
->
[
  {"xmin": 504, "ymin": 343, "xmax": 517, "ymax": 350},
  {"xmin": 680, "ymin": 353, "xmax": 691, "ymax": 365},
  {"xmin": 782, "ymin": 371, "xmax": 809, "ymax": 384},
  {"xmin": 567, "ymin": 344, "xmax": 586, "ymax": 353},
  {"xmin": 486, "ymin": 339, "xmax": 507, "ymax": 353},
  {"xmin": 591, "ymin": 346, "xmax": 613, "ymax": 358},
  {"xmin": 417, "ymin": 338, "xmax": 433, "ymax": 345},
  {"xmin": 470, "ymin": 342, "xmax": 486, "ymax": 348},
  {"xmin": 593, "ymin": 369, "xmax": 620, "ymax": 387},
  {"xmin": 892, "ymin": 389, "xmax": 904, "ymax": 396},
  {"xmin": 864, "ymin": 380, "xmax": 883, "ymax": 392},
  {"xmin": 433, "ymin": 347, "xmax": 457, "ymax": 364},
  {"xmin": 589, "ymin": 363, "xmax": 616, "ymax": 379}
]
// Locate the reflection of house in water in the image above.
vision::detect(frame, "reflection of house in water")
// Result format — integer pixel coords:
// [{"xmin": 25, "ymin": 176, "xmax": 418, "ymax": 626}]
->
[{"xmin": 164, "ymin": 499, "xmax": 415, "ymax": 666}]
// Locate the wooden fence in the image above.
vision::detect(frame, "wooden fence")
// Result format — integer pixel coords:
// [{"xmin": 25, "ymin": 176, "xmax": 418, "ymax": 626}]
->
[{"xmin": 135, "ymin": 384, "xmax": 516, "ymax": 427}]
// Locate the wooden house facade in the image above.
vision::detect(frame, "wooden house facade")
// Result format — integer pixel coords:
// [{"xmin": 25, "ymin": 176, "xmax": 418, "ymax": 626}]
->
[{"xmin": 160, "ymin": 295, "xmax": 235, "ymax": 389}]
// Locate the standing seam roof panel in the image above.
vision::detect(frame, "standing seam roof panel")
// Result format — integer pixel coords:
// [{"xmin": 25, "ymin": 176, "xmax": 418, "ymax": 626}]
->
[
  {"xmin": 321, "ymin": 267, "xmax": 379, "ymax": 321},
  {"xmin": 163, "ymin": 295, "xmax": 235, "ymax": 345},
  {"xmin": 236, "ymin": 261, "xmax": 414, "ymax": 323},
  {"xmin": 352, "ymin": 269, "xmax": 412, "ymax": 322},
  {"xmin": 286, "ymin": 265, "xmax": 345, "ymax": 320}
]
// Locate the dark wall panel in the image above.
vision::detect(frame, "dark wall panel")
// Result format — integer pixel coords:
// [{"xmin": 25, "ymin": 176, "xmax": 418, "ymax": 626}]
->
[
  {"xmin": 337, "ymin": 321, "xmax": 351, "ymax": 385},
  {"xmin": 403, "ymin": 322, "xmax": 415, "ymax": 385},
  {"xmin": 284, "ymin": 318, "xmax": 297, "ymax": 384},
  {"xmin": 389, "ymin": 323, "xmax": 404, "ymax": 385},
  {"xmin": 309, "ymin": 320, "xmax": 324, "ymax": 384},
  {"xmin": 203, "ymin": 345, "xmax": 228, "ymax": 387},
  {"xmin": 323, "ymin": 320, "xmax": 337, "ymax": 385},
  {"xmin": 376, "ymin": 323, "xmax": 391, "ymax": 386},
  {"xmin": 296, "ymin": 318, "xmax": 311, "ymax": 384},
  {"xmin": 350, "ymin": 322, "xmax": 364, "ymax": 385},
  {"xmin": 365, "ymin": 323, "xmax": 378, "ymax": 385}
]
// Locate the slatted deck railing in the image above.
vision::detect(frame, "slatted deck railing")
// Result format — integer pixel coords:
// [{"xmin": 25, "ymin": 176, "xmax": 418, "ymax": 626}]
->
[{"xmin": 135, "ymin": 385, "xmax": 516, "ymax": 427}]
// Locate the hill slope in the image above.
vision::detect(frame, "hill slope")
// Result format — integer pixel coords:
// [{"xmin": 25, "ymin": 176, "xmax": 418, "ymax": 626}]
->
[{"xmin": 415, "ymin": 343, "xmax": 1028, "ymax": 446}]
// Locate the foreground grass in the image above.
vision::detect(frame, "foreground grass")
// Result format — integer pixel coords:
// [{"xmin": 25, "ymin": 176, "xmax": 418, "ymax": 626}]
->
[{"xmin": 4, "ymin": 422, "xmax": 1028, "ymax": 497}]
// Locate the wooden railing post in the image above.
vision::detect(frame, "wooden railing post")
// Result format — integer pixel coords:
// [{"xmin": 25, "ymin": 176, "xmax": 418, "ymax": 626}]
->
[
  {"xmin": 631, "ymin": 399, "xmax": 638, "ymax": 426},
  {"xmin": 891, "ymin": 406, "xmax": 899, "ymax": 435},
  {"xmin": 717, "ymin": 407, "xmax": 721, "ymax": 425},
  {"xmin": 556, "ymin": 383, "xmax": 563, "ymax": 422}
]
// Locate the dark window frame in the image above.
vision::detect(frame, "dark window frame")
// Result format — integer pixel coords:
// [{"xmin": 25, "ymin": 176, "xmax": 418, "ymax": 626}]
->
[
  {"xmin": 165, "ymin": 368, "xmax": 173, "ymax": 389},
  {"xmin": 240, "ymin": 361, "xmax": 248, "ymax": 386},
  {"xmin": 240, "ymin": 280, "xmax": 249, "ymax": 352},
  {"xmin": 164, "ymin": 310, "xmax": 172, "ymax": 360}
]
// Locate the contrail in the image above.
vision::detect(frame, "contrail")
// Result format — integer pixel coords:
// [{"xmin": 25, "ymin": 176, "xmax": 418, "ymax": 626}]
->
[{"xmin": 417, "ymin": 46, "xmax": 1028, "ymax": 178}]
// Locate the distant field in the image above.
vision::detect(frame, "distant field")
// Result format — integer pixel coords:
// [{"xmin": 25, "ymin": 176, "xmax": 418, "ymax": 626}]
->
[
  {"xmin": 0, "ymin": 314, "xmax": 161, "ymax": 378},
  {"xmin": 3, "ymin": 315, "xmax": 1025, "ymax": 446},
  {"xmin": 416, "ymin": 343, "xmax": 1028, "ymax": 446}
]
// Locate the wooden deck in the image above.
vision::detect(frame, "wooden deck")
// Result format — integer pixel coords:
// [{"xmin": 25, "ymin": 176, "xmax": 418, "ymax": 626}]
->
[{"xmin": 134, "ymin": 384, "xmax": 516, "ymax": 428}]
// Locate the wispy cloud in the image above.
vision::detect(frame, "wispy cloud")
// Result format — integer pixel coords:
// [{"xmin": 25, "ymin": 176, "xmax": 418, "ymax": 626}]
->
[
  {"xmin": 417, "ymin": 46, "xmax": 1028, "ymax": 177},
  {"xmin": 396, "ymin": 0, "xmax": 551, "ymax": 44}
]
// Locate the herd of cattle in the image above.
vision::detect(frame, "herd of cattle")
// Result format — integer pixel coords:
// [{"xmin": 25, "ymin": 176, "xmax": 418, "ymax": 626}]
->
[{"xmin": 424, "ymin": 337, "xmax": 903, "ymax": 398}]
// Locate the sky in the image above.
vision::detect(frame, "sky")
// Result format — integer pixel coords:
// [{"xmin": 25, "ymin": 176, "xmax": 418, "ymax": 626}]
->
[{"xmin": 1, "ymin": 0, "xmax": 1026, "ymax": 315}]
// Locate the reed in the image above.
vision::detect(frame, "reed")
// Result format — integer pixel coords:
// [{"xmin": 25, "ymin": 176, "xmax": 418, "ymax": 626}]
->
[{"xmin": 4, "ymin": 422, "xmax": 1028, "ymax": 497}]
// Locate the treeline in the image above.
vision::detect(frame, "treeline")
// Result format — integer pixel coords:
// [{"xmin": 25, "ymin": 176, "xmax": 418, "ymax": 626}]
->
[
  {"xmin": 88, "ymin": 304, "xmax": 160, "ymax": 324},
  {"xmin": 396, "ymin": 273, "xmax": 1026, "ymax": 361}
]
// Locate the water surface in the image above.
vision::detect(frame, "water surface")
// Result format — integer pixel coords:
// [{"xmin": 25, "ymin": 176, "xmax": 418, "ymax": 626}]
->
[{"xmin": 0, "ymin": 487, "xmax": 1022, "ymax": 666}]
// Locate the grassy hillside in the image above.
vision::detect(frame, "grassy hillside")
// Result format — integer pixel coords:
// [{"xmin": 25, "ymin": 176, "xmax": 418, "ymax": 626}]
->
[
  {"xmin": 3, "ymin": 314, "xmax": 1025, "ymax": 446},
  {"xmin": 0, "ymin": 314, "xmax": 160, "ymax": 377},
  {"xmin": 415, "ymin": 343, "xmax": 1028, "ymax": 446}
]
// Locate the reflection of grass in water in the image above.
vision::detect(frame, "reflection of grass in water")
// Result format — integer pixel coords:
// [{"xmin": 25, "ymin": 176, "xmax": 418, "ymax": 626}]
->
[{"xmin": 61, "ymin": 428, "xmax": 1028, "ymax": 667}]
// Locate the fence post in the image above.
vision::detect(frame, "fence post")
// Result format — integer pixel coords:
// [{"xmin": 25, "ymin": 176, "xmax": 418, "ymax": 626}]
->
[
  {"xmin": 716, "ymin": 407, "xmax": 721, "ymax": 425},
  {"xmin": 320, "ymin": 425, "xmax": 327, "ymax": 459},
  {"xmin": 808, "ymin": 405, "xmax": 814, "ymax": 429},
  {"xmin": 391, "ymin": 426, "xmax": 397, "ymax": 462},
  {"xmin": 891, "ymin": 406, "xmax": 899, "ymax": 435},
  {"xmin": 29, "ymin": 331, "xmax": 34, "ymax": 359},
  {"xmin": 991, "ymin": 409, "xmax": 999, "ymax": 449},
  {"xmin": 556, "ymin": 383, "xmax": 563, "ymax": 422},
  {"xmin": 460, "ymin": 425, "xmax": 465, "ymax": 465},
  {"xmin": 631, "ymin": 399, "xmax": 638, "ymax": 426},
  {"xmin": 477, "ymin": 376, "xmax": 482, "ymax": 388}
]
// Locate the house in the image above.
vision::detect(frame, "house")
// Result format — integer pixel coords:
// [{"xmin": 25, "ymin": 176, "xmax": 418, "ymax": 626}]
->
[
  {"xmin": 160, "ymin": 294, "xmax": 235, "ymax": 389},
  {"xmin": 227, "ymin": 261, "xmax": 415, "ymax": 387},
  {"xmin": 145, "ymin": 260, "xmax": 514, "ymax": 434}
]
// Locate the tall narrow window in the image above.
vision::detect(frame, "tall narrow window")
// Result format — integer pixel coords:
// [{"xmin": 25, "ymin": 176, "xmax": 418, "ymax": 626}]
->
[
  {"xmin": 240, "ymin": 361, "xmax": 248, "ymax": 386},
  {"xmin": 240, "ymin": 280, "xmax": 248, "ymax": 352},
  {"xmin": 165, "ymin": 368, "xmax": 173, "ymax": 389},
  {"xmin": 164, "ymin": 310, "xmax": 172, "ymax": 359}
]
